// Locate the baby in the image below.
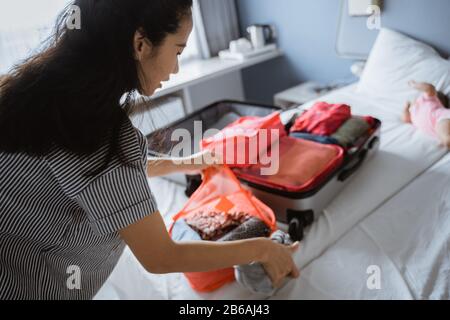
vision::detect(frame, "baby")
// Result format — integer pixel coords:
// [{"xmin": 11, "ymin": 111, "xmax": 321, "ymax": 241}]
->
[{"xmin": 402, "ymin": 81, "xmax": 450, "ymax": 148}]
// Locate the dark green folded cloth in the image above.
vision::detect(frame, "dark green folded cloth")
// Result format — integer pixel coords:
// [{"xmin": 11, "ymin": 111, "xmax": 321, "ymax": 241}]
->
[
  {"xmin": 331, "ymin": 117, "xmax": 370, "ymax": 147},
  {"xmin": 217, "ymin": 218, "xmax": 270, "ymax": 242}
]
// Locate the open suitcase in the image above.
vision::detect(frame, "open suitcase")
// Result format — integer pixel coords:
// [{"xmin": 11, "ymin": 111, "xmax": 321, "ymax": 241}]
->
[{"xmin": 147, "ymin": 100, "xmax": 381, "ymax": 241}]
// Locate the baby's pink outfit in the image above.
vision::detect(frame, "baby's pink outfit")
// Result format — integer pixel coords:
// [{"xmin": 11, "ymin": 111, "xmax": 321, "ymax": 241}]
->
[{"xmin": 410, "ymin": 93, "xmax": 450, "ymax": 138}]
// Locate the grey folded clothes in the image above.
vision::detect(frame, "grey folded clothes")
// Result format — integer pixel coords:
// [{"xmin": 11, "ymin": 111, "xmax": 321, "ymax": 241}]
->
[
  {"xmin": 171, "ymin": 218, "xmax": 202, "ymax": 242},
  {"xmin": 217, "ymin": 217, "xmax": 271, "ymax": 241},
  {"xmin": 331, "ymin": 117, "xmax": 370, "ymax": 147},
  {"xmin": 217, "ymin": 220, "xmax": 293, "ymax": 297}
]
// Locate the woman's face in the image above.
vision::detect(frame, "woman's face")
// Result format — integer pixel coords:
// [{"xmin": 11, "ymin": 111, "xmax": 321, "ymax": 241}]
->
[{"xmin": 134, "ymin": 13, "xmax": 193, "ymax": 96}]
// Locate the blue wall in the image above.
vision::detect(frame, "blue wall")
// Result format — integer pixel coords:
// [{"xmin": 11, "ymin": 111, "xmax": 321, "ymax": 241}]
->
[{"xmin": 236, "ymin": 0, "xmax": 450, "ymax": 104}]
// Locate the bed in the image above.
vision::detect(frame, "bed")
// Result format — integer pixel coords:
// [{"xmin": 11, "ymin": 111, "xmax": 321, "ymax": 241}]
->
[{"xmin": 94, "ymin": 29, "xmax": 450, "ymax": 300}]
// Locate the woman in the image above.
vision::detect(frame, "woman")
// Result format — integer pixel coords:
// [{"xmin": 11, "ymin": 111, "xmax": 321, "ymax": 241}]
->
[{"xmin": 0, "ymin": 0, "xmax": 299, "ymax": 300}]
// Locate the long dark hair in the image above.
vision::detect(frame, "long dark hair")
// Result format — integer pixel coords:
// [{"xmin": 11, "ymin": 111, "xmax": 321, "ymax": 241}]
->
[{"xmin": 0, "ymin": 0, "xmax": 192, "ymax": 175}]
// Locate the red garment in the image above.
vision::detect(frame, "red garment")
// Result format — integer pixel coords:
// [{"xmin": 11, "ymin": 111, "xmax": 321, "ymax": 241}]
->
[
  {"xmin": 290, "ymin": 102, "xmax": 352, "ymax": 136},
  {"xmin": 201, "ymin": 112, "xmax": 287, "ymax": 167},
  {"xmin": 363, "ymin": 116, "xmax": 376, "ymax": 127}
]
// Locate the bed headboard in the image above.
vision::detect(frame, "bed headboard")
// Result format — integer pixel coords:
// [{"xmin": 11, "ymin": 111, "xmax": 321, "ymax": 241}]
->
[{"xmin": 336, "ymin": 0, "xmax": 450, "ymax": 60}]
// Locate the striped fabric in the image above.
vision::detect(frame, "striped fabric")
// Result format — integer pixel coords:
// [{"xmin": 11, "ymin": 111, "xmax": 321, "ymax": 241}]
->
[{"xmin": 0, "ymin": 118, "xmax": 158, "ymax": 300}]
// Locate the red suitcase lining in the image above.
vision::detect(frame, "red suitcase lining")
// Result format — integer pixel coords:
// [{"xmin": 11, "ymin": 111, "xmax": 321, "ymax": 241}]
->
[{"xmin": 234, "ymin": 137, "xmax": 345, "ymax": 193}]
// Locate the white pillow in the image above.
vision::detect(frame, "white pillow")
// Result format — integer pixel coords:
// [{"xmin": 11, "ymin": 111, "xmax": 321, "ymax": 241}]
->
[{"xmin": 357, "ymin": 28, "xmax": 450, "ymax": 104}]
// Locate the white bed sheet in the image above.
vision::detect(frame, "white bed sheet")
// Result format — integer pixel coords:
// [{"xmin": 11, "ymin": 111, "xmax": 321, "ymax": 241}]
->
[
  {"xmin": 275, "ymin": 153, "xmax": 450, "ymax": 300},
  {"xmin": 95, "ymin": 84, "xmax": 449, "ymax": 300}
]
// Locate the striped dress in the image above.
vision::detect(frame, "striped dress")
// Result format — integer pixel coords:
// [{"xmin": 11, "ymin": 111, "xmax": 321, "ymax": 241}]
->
[{"xmin": 0, "ymin": 118, "xmax": 158, "ymax": 300}]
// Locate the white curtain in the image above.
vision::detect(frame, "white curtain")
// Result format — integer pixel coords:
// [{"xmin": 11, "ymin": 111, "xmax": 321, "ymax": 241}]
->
[
  {"xmin": 0, "ymin": 0, "xmax": 69, "ymax": 74},
  {"xmin": 179, "ymin": 0, "xmax": 203, "ymax": 63},
  {"xmin": 0, "ymin": 0, "xmax": 205, "ymax": 70},
  {"xmin": 196, "ymin": 0, "xmax": 240, "ymax": 57},
  {"xmin": 0, "ymin": 0, "xmax": 239, "ymax": 73}
]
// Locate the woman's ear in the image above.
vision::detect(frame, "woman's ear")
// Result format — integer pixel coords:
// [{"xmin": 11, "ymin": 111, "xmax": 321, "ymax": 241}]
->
[{"xmin": 133, "ymin": 30, "xmax": 152, "ymax": 61}]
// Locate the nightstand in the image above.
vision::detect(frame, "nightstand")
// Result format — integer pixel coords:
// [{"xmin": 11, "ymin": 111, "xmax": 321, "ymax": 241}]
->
[{"xmin": 274, "ymin": 81, "xmax": 336, "ymax": 109}]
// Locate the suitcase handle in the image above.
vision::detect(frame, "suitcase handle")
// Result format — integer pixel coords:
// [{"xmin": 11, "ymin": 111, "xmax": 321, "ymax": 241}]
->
[{"xmin": 338, "ymin": 149, "xmax": 368, "ymax": 182}]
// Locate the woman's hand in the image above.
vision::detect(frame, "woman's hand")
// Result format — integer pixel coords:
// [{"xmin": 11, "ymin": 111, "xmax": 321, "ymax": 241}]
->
[{"xmin": 259, "ymin": 238, "xmax": 300, "ymax": 288}]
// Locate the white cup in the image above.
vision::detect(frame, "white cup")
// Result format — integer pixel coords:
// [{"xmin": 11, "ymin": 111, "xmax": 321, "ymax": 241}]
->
[
  {"xmin": 237, "ymin": 38, "xmax": 252, "ymax": 53},
  {"xmin": 230, "ymin": 38, "xmax": 253, "ymax": 53}
]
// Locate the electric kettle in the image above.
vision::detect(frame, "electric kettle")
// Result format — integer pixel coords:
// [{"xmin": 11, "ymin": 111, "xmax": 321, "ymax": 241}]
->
[{"xmin": 246, "ymin": 24, "xmax": 276, "ymax": 50}]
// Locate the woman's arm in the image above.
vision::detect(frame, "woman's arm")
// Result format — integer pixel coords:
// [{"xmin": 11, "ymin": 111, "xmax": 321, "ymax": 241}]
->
[
  {"xmin": 147, "ymin": 150, "xmax": 220, "ymax": 177},
  {"xmin": 119, "ymin": 211, "xmax": 299, "ymax": 286},
  {"xmin": 146, "ymin": 158, "xmax": 205, "ymax": 177},
  {"xmin": 119, "ymin": 211, "xmax": 267, "ymax": 273}
]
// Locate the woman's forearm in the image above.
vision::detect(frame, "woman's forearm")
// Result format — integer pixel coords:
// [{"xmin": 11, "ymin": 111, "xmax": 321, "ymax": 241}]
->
[
  {"xmin": 147, "ymin": 152, "xmax": 209, "ymax": 177},
  {"xmin": 146, "ymin": 158, "xmax": 183, "ymax": 177},
  {"xmin": 154, "ymin": 238, "xmax": 269, "ymax": 274}
]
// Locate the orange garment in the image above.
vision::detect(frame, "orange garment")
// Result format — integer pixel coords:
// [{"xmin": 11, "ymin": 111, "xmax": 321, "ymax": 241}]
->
[{"xmin": 169, "ymin": 166, "xmax": 277, "ymax": 293}]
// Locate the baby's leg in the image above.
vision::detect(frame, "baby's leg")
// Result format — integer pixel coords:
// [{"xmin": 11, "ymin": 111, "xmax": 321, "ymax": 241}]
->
[
  {"xmin": 436, "ymin": 119, "xmax": 450, "ymax": 149},
  {"xmin": 402, "ymin": 101, "xmax": 412, "ymax": 123}
]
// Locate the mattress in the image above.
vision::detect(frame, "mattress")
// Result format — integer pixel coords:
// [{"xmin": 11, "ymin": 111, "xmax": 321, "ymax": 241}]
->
[
  {"xmin": 95, "ymin": 84, "xmax": 449, "ymax": 300},
  {"xmin": 275, "ymin": 153, "xmax": 450, "ymax": 300}
]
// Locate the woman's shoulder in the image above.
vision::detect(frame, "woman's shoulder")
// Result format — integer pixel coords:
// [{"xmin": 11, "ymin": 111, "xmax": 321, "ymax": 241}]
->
[
  {"xmin": 116, "ymin": 116, "xmax": 149, "ymax": 164},
  {"xmin": 44, "ymin": 117, "xmax": 149, "ymax": 198}
]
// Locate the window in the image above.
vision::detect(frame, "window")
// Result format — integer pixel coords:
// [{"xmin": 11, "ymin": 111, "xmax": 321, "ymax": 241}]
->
[
  {"xmin": 179, "ymin": 19, "xmax": 201, "ymax": 63},
  {"xmin": 0, "ymin": 0, "xmax": 205, "ymax": 74},
  {"xmin": 0, "ymin": 0, "xmax": 69, "ymax": 74},
  {"xmin": 178, "ymin": 0, "xmax": 207, "ymax": 63}
]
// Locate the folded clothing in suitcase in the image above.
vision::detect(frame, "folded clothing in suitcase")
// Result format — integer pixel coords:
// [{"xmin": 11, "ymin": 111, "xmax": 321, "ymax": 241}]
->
[
  {"xmin": 289, "ymin": 102, "xmax": 352, "ymax": 136},
  {"xmin": 147, "ymin": 100, "xmax": 381, "ymax": 243},
  {"xmin": 234, "ymin": 137, "xmax": 344, "ymax": 193},
  {"xmin": 194, "ymin": 104, "xmax": 380, "ymax": 242},
  {"xmin": 201, "ymin": 112, "xmax": 286, "ymax": 168}
]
